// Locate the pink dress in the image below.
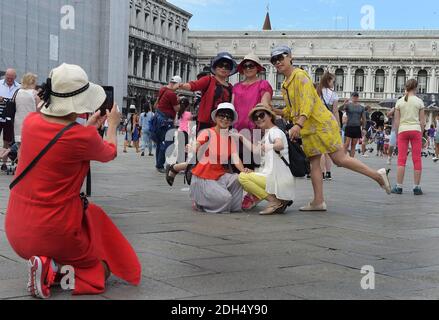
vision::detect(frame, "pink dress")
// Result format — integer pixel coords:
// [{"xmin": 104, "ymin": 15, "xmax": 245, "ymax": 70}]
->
[
  {"xmin": 233, "ymin": 80, "xmax": 273, "ymax": 132},
  {"xmin": 178, "ymin": 111, "xmax": 192, "ymax": 134}
]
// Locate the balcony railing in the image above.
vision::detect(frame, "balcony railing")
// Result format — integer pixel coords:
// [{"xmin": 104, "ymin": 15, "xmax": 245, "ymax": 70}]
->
[
  {"xmin": 128, "ymin": 75, "xmax": 166, "ymax": 90},
  {"xmin": 129, "ymin": 26, "xmax": 197, "ymax": 56}
]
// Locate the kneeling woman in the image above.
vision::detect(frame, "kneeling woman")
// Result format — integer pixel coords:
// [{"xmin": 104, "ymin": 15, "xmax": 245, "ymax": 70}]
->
[
  {"xmin": 190, "ymin": 103, "xmax": 250, "ymax": 213},
  {"xmin": 238, "ymin": 105, "xmax": 295, "ymax": 215},
  {"xmin": 5, "ymin": 64, "xmax": 141, "ymax": 299}
]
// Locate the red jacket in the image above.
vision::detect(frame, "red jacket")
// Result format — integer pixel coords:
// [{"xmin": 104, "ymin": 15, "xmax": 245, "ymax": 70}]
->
[{"xmin": 189, "ymin": 76, "xmax": 233, "ymax": 125}]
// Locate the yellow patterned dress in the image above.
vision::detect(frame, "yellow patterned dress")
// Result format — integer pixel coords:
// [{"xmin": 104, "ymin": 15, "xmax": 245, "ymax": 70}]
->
[{"xmin": 282, "ymin": 68, "xmax": 343, "ymax": 158}]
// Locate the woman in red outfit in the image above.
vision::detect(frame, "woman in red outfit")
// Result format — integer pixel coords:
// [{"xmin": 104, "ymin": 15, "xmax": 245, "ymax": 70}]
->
[{"xmin": 5, "ymin": 63, "xmax": 141, "ymax": 299}]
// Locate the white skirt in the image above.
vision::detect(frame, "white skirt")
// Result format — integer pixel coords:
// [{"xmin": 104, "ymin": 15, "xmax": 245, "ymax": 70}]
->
[{"xmin": 265, "ymin": 154, "xmax": 296, "ymax": 201}]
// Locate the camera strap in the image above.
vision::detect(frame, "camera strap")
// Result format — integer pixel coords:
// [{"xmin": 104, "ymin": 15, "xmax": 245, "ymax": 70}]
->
[{"xmin": 9, "ymin": 122, "xmax": 78, "ymax": 190}]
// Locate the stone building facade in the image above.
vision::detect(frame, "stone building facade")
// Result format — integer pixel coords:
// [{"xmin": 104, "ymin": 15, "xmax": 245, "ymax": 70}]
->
[
  {"xmin": 128, "ymin": 0, "xmax": 197, "ymax": 107},
  {"xmin": 188, "ymin": 30, "xmax": 439, "ymax": 111},
  {"xmin": 0, "ymin": 0, "xmax": 129, "ymax": 109}
]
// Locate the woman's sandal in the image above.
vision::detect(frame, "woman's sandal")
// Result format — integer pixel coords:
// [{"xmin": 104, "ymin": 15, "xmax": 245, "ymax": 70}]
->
[
  {"xmin": 165, "ymin": 164, "xmax": 179, "ymax": 187},
  {"xmin": 260, "ymin": 202, "xmax": 284, "ymax": 215}
]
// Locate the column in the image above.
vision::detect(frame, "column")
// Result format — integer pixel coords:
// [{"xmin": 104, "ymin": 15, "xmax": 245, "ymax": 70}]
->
[
  {"xmin": 162, "ymin": 56, "xmax": 168, "ymax": 82},
  {"xmin": 409, "ymin": 67, "xmax": 414, "ymax": 79},
  {"xmin": 365, "ymin": 67, "xmax": 372, "ymax": 99},
  {"xmin": 154, "ymin": 56, "xmax": 160, "ymax": 81},
  {"xmin": 182, "ymin": 62, "xmax": 187, "ymax": 82},
  {"xmin": 429, "ymin": 68, "xmax": 436, "ymax": 93},
  {"xmin": 138, "ymin": 50, "xmax": 144, "ymax": 78},
  {"xmin": 386, "ymin": 67, "xmax": 394, "ymax": 98},
  {"xmin": 346, "ymin": 66, "xmax": 352, "ymax": 93},
  {"xmin": 171, "ymin": 58, "xmax": 175, "ymax": 77},
  {"xmin": 130, "ymin": 48, "xmax": 135, "ymax": 76},
  {"xmin": 147, "ymin": 52, "xmax": 152, "ymax": 79}
]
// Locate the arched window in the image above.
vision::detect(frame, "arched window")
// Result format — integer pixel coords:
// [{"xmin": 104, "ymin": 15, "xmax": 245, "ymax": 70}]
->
[
  {"xmin": 259, "ymin": 66, "xmax": 268, "ymax": 81},
  {"xmin": 276, "ymin": 73, "xmax": 285, "ymax": 91},
  {"xmin": 395, "ymin": 70, "xmax": 406, "ymax": 93},
  {"xmin": 145, "ymin": 13, "xmax": 150, "ymax": 32},
  {"xmin": 136, "ymin": 9, "xmax": 142, "ymax": 28},
  {"xmin": 375, "ymin": 69, "xmax": 385, "ymax": 93},
  {"xmin": 315, "ymin": 68, "xmax": 324, "ymax": 84},
  {"xmin": 335, "ymin": 69, "xmax": 344, "ymax": 92},
  {"xmin": 418, "ymin": 70, "xmax": 428, "ymax": 94},
  {"xmin": 168, "ymin": 23, "xmax": 173, "ymax": 39},
  {"xmin": 354, "ymin": 69, "xmax": 365, "ymax": 92}
]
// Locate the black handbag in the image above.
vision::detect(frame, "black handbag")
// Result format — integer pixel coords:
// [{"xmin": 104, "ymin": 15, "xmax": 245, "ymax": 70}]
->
[{"xmin": 275, "ymin": 131, "xmax": 311, "ymax": 178}]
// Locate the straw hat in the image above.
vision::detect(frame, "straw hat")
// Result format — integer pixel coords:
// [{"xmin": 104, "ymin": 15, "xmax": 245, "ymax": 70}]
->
[
  {"xmin": 237, "ymin": 53, "xmax": 265, "ymax": 74},
  {"xmin": 40, "ymin": 63, "xmax": 106, "ymax": 117},
  {"xmin": 248, "ymin": 104, "xmax": 277, "ymax": 123},
  {"xmin": 211, "ymin": 103, "xmax": 239, "ymax": 125}
]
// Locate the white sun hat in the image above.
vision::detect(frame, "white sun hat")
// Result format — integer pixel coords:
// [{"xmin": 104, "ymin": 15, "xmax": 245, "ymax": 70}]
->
[
  {"xmin": 211, "ymin": 103, "xmax": 239, "ymax": 125},
  {"xmin": 40, "ymin": 63, "xmax": 106, "ymax": 117}
]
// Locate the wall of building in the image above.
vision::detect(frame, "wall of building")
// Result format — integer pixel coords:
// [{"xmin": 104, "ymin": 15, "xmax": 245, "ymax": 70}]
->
[
  {"xmin": 0, "ymin": 0, "xmax": 128, "ymax": 108},
  {"xmin": 189, "ymin": 30, "xmax": 439, "ymax": 103}
]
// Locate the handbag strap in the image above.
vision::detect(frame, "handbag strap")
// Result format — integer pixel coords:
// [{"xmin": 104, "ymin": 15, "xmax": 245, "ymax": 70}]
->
[{"xmin": 9, "ymin": 122, "xmax": 78, "ymax": 190}]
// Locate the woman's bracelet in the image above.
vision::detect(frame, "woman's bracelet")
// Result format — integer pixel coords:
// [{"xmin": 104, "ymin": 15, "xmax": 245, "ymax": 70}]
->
[{"xmin": 296, "ymin": 123, "xmax": 304, "ymax": 129}]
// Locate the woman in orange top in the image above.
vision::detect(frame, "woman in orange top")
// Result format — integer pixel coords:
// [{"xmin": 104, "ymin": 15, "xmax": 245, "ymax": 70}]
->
[{"xmin": 190, "ymin": 103, "xmax": 251, "ymax": 213}]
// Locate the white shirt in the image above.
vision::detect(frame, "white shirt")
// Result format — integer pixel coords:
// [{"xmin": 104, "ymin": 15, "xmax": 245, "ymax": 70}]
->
[
  {"xmin": 0, "ymin": 79, "xmax": 21, "ymax": 99},
  {"xmin": 256, "ymin": 127, "xmax": 295, "ymax": 201},
  {"xmin": 14, "ymin": 89, "xmax": 37, "ymax": 142},
  {"xmin": 321, "ymin": 88, "xmax": 339, "ymax": 111}
]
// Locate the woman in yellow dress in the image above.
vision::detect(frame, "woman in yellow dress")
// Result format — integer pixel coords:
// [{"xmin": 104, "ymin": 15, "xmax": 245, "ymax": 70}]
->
[{"xmin": 270, "ymin": 46, "xmax": 391, "ymax": 211}]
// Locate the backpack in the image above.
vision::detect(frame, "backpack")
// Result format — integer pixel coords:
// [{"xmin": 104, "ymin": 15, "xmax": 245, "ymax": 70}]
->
[
  {"xmin": 0, "ymin": 89, "xmax": 19, "ymax": 122},
  {"xmin": 272, "ymin": 128, "xmax": 310, "ymax": 178}
]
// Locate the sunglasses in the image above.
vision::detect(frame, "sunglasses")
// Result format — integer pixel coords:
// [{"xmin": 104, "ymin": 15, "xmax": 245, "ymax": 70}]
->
[
  {"xmin": 270, "ymin": 54, "xmax": 288, "ymax": 66},
  {"xmin": 243, "ymin": 63, "xmax": 256, "ymax": 70},
  {"xmin": 216, "ymin": 62, "xmax": 232, "ymax": 71},
  {"xmin": 217, "ymin": 113, "xmax": 234, "ymax": 121},
  {"xmin": 252, "ymin": 112, "xmax": 268, "ymax": 122}
]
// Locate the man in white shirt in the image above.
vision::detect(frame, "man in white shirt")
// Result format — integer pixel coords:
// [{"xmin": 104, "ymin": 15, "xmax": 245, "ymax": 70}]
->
[{"xmin": 0, "ymin": 68, "xmax": 21, "ymax": 171}]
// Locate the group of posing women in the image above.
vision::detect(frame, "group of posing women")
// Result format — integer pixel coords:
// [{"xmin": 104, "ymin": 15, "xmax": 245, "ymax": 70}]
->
[
  {"xmin": 166, "ymin": 46, "xmax": 392, "ymax": 215},
  {"xmin": 5, "ymin": 45, "xmax": 399, "ymax": 300}
]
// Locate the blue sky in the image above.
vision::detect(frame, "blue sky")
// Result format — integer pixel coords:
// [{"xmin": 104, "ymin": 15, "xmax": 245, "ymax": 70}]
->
[{"xmin": 168, "ymin": 0, "xmax": 439, "ymax": 30}]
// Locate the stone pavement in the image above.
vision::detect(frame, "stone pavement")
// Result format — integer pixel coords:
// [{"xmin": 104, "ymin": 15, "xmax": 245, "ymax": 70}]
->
[{"xmin": 1, "ymin": 139, "xmax": 439, "ymax": 300}]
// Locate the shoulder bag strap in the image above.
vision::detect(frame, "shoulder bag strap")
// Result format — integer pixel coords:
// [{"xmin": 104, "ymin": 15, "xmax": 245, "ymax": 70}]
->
[
  {"xmin": 12, "ymin": 89, "xmax": 20, "ymax": 102},
  {"xmin": 9, "ymin": 122, "xmax": 78, "ymax": 190}
]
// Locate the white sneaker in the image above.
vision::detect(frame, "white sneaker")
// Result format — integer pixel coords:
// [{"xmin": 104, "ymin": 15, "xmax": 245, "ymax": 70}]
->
[
  {"xmin": 362, "ymin": 154, "xmax": 369, "ymax": 158},
  {"xmin": 433, "ymin": 157, "xmax": 439, "ymax": 163}
]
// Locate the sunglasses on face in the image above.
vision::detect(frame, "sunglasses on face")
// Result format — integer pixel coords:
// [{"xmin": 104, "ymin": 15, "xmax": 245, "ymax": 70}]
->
[
  {"xmin": 216, "ymin": 62, "xmax": 232, "ymax": 71},
  {"xmin": 217, "ymin": 113, "xmax": 234, "ymax": 121},
  {"xmin": 243, "ymin": 63, "xmax": 256, "ymax": 70},
  {"xmin": 252, "ymin": 112, "xmax": 267, "ymax": 122},
  {"xmin": 270, "ymin": 54, "xmax": 287, "ymax": 66}
]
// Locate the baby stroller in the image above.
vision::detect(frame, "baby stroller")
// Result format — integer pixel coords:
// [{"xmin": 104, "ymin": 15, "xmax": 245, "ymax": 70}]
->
[{"xmin": 0, "ymin": 142, "xmax": 19, "ymax": 175}]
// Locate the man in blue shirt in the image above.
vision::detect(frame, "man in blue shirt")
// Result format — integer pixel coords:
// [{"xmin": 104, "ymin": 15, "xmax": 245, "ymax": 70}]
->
[
  {"xmin": 139, "ymin": 104, "xmax": 155, "ymax": 157},
  {"xmin": 0, "ymin": 68, "xmax": 21, "ymax": 171}
]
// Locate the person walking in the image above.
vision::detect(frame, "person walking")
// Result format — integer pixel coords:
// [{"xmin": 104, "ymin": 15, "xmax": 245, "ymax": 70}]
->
[
  {"xmin": 340, "ymin": 92, "xmax": 366, "ymax": 158},
  {"xmin": 5, "ymin": 63, "xmax": 141, "ymax": 299},
  {"xmin": 153, "ymin": 76, "xmax": 181, "ymax": 173},
  {"xmin": 271, "ymin": 45, "xmax": 391, "ymax": 211},
  {"xmin": 12, "ymin": 73, "xmax": 39, "ymax": 162},
  {"xmin": 140, "ymin": 105, "xmax": 154, "ymax": 157},
  {"xmin": 316, "ymin": 72, "xmax": 339, "ymax": 181},
  {"xmin": 434, "ymin": 114, "xmax": 439, "ymax": 163},
  {"xmin": 391, "ymin": 79, "xmax": 426, "ymax": 195},
  {"xmin": 0, "ymin": 68, "xmax": 21, "ymax": 171},
  {"xmin": 123, "ymin": 105, "xmax": 136, "ymax": 153}
]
